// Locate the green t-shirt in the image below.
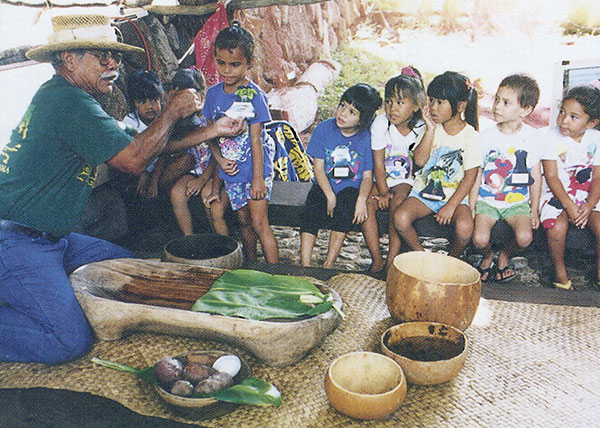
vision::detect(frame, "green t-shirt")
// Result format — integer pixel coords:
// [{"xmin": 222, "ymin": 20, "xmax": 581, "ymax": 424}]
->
[{"xmin": 0, "ymin": 74, "xmax": 133, "ymax": 237}]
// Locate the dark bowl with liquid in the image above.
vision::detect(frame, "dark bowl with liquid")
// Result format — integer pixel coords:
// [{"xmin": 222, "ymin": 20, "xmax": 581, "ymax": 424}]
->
[
  {"xmin": 381, "ymin": 322, "xmax": 468, "ymax": 385},
  {"xmin": 162, "ymin": 233, "xmax": 243, "ymax": 269}
]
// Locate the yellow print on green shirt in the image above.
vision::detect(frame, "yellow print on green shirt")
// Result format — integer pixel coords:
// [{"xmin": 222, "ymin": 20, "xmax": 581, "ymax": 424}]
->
[{"xmin": 77, "ymin": 164, "xmax": 97, "ymax": 187}]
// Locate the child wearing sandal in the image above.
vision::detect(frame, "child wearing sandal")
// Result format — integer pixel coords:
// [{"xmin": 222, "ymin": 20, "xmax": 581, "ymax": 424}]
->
[
  {"xmin": 540, "ymin": 85, "xmax": 600, "ymax": 290},
  {"xmin": 394, "ymin": 71, "xmax": 481, "ymax": 259},
  {"xmin": 471, "ymin": 74, "xmax": 543, "ymax": 282},
  {"xmin": 300, "ymin": 84, "xmax": 382, "ymax": 269},
  {"xmin": 361, "ymin": 67, "xmax": 435, "ymax": 276}
]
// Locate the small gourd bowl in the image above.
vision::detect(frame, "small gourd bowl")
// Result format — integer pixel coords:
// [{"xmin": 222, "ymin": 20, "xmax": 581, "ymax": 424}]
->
[
  {"xmin": 324, "ymin": 351, "xmax": 407, "ymax": 420},
  {"xmin": 381, "ymin": 322, "xmax": 467, "ymax": 385},
  {"xmin": 154, "ymin": 350, "xmax": 251, "ymax": 419}
]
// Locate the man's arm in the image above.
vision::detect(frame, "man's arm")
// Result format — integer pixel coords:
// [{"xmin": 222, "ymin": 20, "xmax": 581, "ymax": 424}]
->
[{"xmin": 107, "ymin": 89, "xmax": 200, "ymax": 175}]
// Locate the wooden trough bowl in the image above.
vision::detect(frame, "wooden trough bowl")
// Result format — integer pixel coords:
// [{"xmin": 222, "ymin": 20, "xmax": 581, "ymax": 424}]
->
[
  {"xmin": 386, "ymin": 252, "xmax": 481, "ymax": 331},
  {"xmin": 69, "ymin": 259, "xmax": 343, "ymax": 367}
]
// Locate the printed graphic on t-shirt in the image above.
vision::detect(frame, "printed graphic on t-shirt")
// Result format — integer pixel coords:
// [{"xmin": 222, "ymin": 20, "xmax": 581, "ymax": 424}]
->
[
  {"xmin": 480, "ymin": 147, "xmax": 533, "ymax": 203},
  {"xmin": 559, "ymin": 141, "xmax": 597, "ymax": 206},
  {"xmin": 386, "ymin": 153, "xmax": 412, "ymax": 181},
  {"xmin": 325, "ymin": 144, "xmax": 362, "ymax": 182},
  {"xmin": 419, "ymin": 146, "xmax": 463, "ymax": 201}
]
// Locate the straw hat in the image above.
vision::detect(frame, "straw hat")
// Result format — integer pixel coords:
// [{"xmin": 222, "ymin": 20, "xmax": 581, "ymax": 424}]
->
[{"xmin": 26, "ymin": 14, "xmax": 145, "ymax": 63}]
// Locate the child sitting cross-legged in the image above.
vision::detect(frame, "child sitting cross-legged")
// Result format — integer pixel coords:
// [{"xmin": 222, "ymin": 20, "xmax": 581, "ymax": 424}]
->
[
  {"xmin": 471, "ymin": 74, "xmax": 543, "ymax": 282},
  {"xmin": 300, "ymin": 84, "xmax": 382, "ymax": 269}
]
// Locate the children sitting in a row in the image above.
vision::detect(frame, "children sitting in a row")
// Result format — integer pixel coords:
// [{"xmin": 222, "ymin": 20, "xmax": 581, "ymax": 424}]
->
[
  {"xmin": 301, "ymin": 67, "xmax": 600, "ymax": 290},
  {"xmin": 123, "ymin": 20, "xmax": 600, "ymax": 289}
]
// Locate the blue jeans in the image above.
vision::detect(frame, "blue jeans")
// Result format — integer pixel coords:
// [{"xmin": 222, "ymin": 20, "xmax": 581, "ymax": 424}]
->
[{"xmin": 0, "ymin": 230, "xmax": 133, "ymax": 364}]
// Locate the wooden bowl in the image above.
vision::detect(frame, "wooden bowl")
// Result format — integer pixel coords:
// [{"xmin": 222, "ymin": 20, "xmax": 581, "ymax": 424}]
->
[
  {"xmin": 381, "ymin": 322, "xmax": 467, "ymax": 385},
  {"xmin": 324, "ymin": 351, "xmax": 406, "ymax": 420},
  {"xmin": 154, "ymin": 350, "xmax": 251, "ymax": 419},
  {"xmin": 386, "ymin": 251, "xmax": 481, "ymax": 331},
  {"xmin": 70, "ymin": 259, "xmax": 343, "ymax": 367},
  {"xmin": 162, "ymin": 233, "xmax": 243, "ymax": 269}
]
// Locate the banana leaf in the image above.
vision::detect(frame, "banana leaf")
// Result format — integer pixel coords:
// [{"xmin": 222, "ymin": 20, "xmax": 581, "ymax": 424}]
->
[
  {"xmin": 190, "ymin": 269, "xmax": 337, "ymax": 320},
  {"xmin": 91, "ymin": 357, "xmax": 281, "ymax": 407}
]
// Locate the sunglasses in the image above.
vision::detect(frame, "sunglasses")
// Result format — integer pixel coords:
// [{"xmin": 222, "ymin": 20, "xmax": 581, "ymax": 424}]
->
[{"xmin": 85, "ymin": 50, "xmax": 123, "ymax": 66}]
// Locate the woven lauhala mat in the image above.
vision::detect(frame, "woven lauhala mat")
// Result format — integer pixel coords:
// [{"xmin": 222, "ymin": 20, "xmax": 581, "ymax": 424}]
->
[{"xmin": 2, "ymin": 273, "xmax": 600, "ymax": 428}]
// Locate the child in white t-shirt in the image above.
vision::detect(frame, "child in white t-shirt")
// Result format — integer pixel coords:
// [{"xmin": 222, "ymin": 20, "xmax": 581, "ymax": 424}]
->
[
  {"xmin": 540, "ymin": 85, "xmax": 600, "ymax": 289},
  {"xmin": 471, "ymin": 74, "xmax": 543, "ymax": 282},
  {"xmin": 362, "ymin": 68, "xmax": 434, "ymax": 275}
]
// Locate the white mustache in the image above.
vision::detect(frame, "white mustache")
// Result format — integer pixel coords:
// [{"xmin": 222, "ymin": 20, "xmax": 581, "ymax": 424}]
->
[{"xmin": 101, "ymin": 71, "xmax": 119, "ymax": 80}]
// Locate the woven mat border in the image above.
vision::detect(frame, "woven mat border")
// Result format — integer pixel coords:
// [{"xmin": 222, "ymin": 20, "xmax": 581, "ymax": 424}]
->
[{"xmin": 2, "ymin": 273, "xmax": 600, "ymax": 428}]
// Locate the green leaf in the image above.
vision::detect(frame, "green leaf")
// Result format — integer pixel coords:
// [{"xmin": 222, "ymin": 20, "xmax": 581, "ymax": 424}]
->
[
  {"xmin": 191, "ymin": 269, "xmax": 335, "ymax": 320},
  {"xmin": 91, "ymin": 357, "xmax": 157, "ymax": 384},
  {"xmin": 207, "ymin": 377, "xmax": 281, "ymax": 407}
]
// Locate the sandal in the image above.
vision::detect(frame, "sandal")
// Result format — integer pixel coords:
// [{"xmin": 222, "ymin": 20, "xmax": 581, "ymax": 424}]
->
[
  {"xmin": 553, "ymin": 280, "xmax": 573, "ymax": 290},
  {"xmin": 495, "ymin": 263, "xmax": 516, "ymax": 283},
  {"xmin": 476, "ymin": 262, "xmax": 495, "ymax": 283}
]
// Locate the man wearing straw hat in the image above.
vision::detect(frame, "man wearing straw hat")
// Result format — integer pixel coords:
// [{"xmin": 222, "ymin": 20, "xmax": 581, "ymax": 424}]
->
[{"xmin": 0, "ymin": 14, "xmax": 244, "ymax": 364}]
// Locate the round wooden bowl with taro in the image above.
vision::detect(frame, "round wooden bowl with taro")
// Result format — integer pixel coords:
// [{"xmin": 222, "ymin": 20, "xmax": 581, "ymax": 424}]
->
[{"xmin": 69, "ymin": 259, "xmax": 343, "ymax": 367}]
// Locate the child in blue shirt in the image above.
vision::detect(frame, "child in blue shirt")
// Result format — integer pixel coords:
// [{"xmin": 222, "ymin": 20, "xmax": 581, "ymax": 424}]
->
[
  {"xmin": 202, "ymin": 22, "xmax": 278, "ymax": 263},
  {"xmin": 300, "ymin": 84, "xmax": 382, "ymax": 268}
]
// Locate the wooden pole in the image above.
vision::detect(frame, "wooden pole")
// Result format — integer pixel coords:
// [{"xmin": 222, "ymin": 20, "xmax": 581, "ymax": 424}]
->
[{"xmin": 146, "ymin": 0, "xmax": 330, "ymax": 16}]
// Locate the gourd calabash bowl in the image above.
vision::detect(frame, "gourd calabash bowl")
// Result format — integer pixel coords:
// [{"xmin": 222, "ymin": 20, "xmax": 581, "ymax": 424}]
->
[
  {"xmin": 381, "ymin": 322, "xmax": 467, "ymax": 385},
  {"xmin": 162, "ymin": 233, "xmax": 243, "ymax": 270},
  {"xmin": 386, "ymin": 251, "xmax": 481, "ymax": 331},
  {"xmin": 324, "ymin": 351, "xmax": 407, "ymax": 420},
  {"xmin": 154, "ymin": 350, "xmax": 251, "ymax": 419}
]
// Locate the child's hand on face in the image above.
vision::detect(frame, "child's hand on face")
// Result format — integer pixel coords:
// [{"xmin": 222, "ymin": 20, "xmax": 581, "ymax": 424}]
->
[
  {"xmin": 434, "ymin": 204, "xmax": 455, "ymax": 225},
  {"xmin": 422, "ymin": 103, "xmax": 435, "ymax": 129},
  {"xmin": 353, "ymin": 198, "xmax": 368, "ymax": 224},
  {"xmin": 185, "ymin": 177, "xmax": 204, "ymax": 197},
  {"xmin": 326, "ymin": 193, "xmax": 337, "ymax": 217},
  {"xmin": 251, "ymin": 176, "xmax": 267, "ymax": 200}
]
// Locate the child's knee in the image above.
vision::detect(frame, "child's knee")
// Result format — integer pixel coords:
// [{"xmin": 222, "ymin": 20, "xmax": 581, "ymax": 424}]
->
[
  {"xmin": 514, "ymin": 229, "xmax": 533, "ymax": 248},
  {"xmin": 393, "ymin": 209, "xmax": 412, "ymax": 231},
  {"xmin": 472, "ymin": 228, "xmax": 490, "ymax": 249},
  {"xmin": 454, "ymin": 218, "xmax": 474, "ymax": 239}
]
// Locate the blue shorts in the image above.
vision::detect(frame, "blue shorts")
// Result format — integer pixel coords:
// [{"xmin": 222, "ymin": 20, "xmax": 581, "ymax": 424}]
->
[
  {"xmin": 224, "ymin": 175, "xmax": 274, "ymax": 211},
  {"xmin": 409, "ymin": 188, "xmax": 469, "ymax": 213}
]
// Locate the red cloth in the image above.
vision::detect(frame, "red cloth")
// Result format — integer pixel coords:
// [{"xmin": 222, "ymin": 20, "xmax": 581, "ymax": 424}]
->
[{"xmin": 194, "ymin": 3, "xmax": 228, "ymax": 87}]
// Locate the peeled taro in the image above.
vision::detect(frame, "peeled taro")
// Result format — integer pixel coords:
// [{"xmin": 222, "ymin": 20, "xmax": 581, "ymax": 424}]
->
[
  {"xmin": 170, "ymin": 380, "xmax": 194, "ymax": 397},
  {"xmin": 195, "ymin": 371, "xmax": 233, "ymax": 395},
  {"xmin": 154, "ymin": 357, "xmax": 183, "ymax": 388},
  {"xmin": 212, "ymin": 354, "xmax": 241, "ymax": 378},
  {"xmin": 183, "ymin": 363, "xmax": 216, "ymax": 385}
]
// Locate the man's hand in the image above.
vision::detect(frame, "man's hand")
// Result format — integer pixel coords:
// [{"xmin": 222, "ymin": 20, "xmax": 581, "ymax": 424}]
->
[{"xmin": 166, "ymin": 89, "xmax": 202, "ymax": 120}]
